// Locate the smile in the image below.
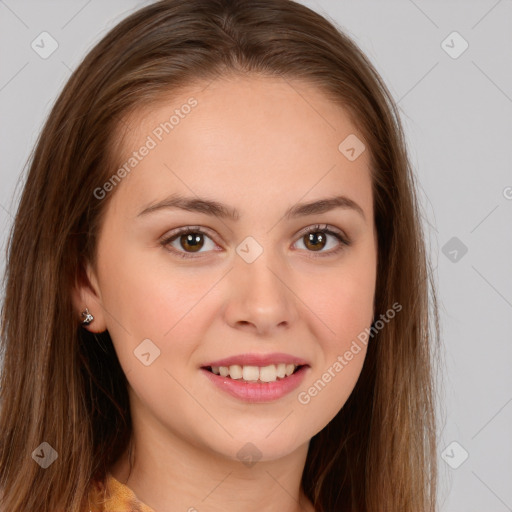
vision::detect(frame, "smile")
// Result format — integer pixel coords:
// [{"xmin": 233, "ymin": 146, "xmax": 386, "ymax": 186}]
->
[
  {"xmin": 207, "ymin": 363, "xmax": 303, "ymax": 383},
  {"xmin": 200, "ymin": 364, "xmax": 309, "ymax": 403}
]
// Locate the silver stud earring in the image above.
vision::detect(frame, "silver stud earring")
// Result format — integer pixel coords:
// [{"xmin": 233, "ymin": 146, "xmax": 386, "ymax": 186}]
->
[{"xmin": 81, "ymin": 308, "xmax": 94, "ymax": 325}]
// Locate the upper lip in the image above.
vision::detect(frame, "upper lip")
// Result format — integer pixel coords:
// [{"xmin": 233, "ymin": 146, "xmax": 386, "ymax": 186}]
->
[{"xmin": 201, "ymin": 352, "xmax": 310, "ymax": 368}]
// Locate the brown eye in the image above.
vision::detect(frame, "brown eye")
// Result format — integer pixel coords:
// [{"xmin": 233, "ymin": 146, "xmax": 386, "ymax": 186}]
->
[
  {"xmin": 160, "ymin": 227, "xmax": 218, "ymax": 258},
  {"xmin": 293, "ymin": 224, "xmax": 350, "ymax": 257},
  {"xmin": 179, "ymin": 233, "xmax": 204, "ymax": 252},
  {"xmin": 303, "ymin": 231, "xmax": 327, "ymax": 251}
]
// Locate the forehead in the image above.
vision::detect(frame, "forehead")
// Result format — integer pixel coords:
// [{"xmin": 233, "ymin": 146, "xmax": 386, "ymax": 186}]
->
[{"xmin": 106, "ymin": 74, "xmax": 373, "ymax": 221}]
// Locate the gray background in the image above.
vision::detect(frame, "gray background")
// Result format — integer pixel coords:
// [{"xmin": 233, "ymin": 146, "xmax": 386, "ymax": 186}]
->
[{"xmin": 1, "ymin": 1, "xmax": 511, "ymax": 510}]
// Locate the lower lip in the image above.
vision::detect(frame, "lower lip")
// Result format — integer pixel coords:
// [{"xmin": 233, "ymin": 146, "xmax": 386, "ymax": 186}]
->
[{"xmin": 200, "ymin": 366, "xmax": 309, "ymax": 403}]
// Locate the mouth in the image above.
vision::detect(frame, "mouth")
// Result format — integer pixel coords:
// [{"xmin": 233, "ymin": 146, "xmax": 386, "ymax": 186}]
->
[
  {"xmin": 200, "ymin": 363, "xmax": 310, "ymax": 402},
  {"xmin": 202, "ymin": 363, "xmax": 307, "ymax": 383}
]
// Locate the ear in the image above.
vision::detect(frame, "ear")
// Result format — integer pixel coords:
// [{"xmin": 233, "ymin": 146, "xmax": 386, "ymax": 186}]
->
[{"xmin": 71, "ymin": 261, "xmax": 108, "ymax": 333}]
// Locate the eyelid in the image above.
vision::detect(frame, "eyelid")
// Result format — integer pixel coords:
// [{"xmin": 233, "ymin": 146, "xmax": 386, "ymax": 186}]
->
[
  {"xmin": 292, "ymin": 223, "xmax": 350, "ymax": 258},
  {"xmin": 159, "ymin": 225, "xmax": 221, "ymax": 259},
  {"xmin": 295, "ymin": 223, "xmax": 348, "ymax": 242},
  {"xmin": 160, "ymin": 223, "xmax": 350, "ymax": 258}
]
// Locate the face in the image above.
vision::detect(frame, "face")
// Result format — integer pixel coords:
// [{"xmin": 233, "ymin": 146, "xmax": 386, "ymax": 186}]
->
[{"xmin": 77, "ymin": 74, "xmax": 377, "ymax": 463}]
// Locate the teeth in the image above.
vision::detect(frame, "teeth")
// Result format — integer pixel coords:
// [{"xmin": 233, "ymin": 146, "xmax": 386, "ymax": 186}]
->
[
  {"xmin": 229, "ymin": 364, "xmax": 243, "ymax": 380},
  {"xmin": 210, "ymin": 363, "xmax": 300, "ymax": 382},
  {"xmin": 285, "ymin": 363, "xmax": 295, "ymax": 376},
  {"xmin": 242, "ymin": 365, "xmax": 259, "ymax": 382},
  {"xmin": 259, "ymin": 364, "xmax": 277, "ymax": 382}
]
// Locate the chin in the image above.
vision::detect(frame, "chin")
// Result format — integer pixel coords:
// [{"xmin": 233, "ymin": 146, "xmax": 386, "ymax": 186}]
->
[{"xmin": 204, "ymin": 426, "xmax": 310, "ymax": 463}]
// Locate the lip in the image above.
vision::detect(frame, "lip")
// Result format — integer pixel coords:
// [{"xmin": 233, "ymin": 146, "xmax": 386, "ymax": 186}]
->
[
  {"xmin": 201, "ymin": 352, "xmax": 310, "ymax": 368},
  {"xmin": 200, "ymin": 365, "xmax": 310, "ymax": 403}
]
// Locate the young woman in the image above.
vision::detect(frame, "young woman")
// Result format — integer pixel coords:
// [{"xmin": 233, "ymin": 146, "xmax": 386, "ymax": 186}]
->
[{"xmin": 0, "ymin": 0, "xmax": 440, "ymax": 511}]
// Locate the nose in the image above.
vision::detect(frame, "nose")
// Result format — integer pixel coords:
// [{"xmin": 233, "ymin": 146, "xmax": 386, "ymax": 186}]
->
[{"xmin": 223, "ymin": 250, "xmax": 299, "ymax": 337}]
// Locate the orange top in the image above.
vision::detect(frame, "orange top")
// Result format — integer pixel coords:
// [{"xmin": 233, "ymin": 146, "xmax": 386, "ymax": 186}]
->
[{"xmin": 88, "ymin": 473, "xmax": 155, "ymax": 512}]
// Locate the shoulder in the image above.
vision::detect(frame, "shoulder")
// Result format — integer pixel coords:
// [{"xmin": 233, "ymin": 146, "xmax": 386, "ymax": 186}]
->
[{"xmin": 87, "ymin": 473, "xmax": 155, "ymax": 512}]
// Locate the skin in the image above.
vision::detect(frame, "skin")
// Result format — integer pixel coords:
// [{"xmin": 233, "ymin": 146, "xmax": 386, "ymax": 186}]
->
[{"xmin": 73, "ymin": 74, "xmax": 378, "ymax": 512}]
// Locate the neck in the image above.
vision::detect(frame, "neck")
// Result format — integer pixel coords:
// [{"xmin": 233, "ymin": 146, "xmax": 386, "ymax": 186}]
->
[{"xmin": 110, "ymin": 420, "xmax": 315, "ymax": 512}]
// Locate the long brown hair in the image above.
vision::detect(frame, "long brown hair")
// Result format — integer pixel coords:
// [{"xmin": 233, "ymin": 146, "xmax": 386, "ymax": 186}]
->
[{"xmin": 0, "ymin": 0, "xmax": 440, "ymax": 510}]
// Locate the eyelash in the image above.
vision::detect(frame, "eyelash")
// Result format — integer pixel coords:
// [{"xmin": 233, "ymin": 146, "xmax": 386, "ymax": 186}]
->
[{"xmin": 159, "ymin": 224, "xmax": 351, "ymax": 260}]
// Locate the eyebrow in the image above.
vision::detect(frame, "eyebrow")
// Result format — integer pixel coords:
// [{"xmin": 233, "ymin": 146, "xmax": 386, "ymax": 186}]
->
[{"xmin": 137, "ymin": 193, "xmax": 366, "ymax": 222}]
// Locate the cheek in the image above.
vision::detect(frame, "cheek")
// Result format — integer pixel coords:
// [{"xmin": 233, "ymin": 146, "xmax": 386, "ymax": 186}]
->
[
  {"xmin": 303, "ymin": 250, "xmax": 376, "ymax": 351},
  {"xmin": 294, "ymin": 244, "xmax": 375, "ymax": 418},
  {"xmin": 99, "ymin": 262, "xmax": 211, "ymax": 412},
  {"xmin": 95, "ymin": 245, "xmax": 216, "ymax": 385},
  {"xmin": 297, "ymin": 344, "xmax": 367, "ymax": 437},
  {"xmin": 98, "ymin": 247, "xmax": 208, "ymax": 338}
]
